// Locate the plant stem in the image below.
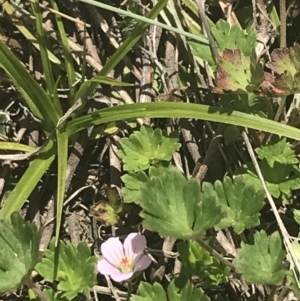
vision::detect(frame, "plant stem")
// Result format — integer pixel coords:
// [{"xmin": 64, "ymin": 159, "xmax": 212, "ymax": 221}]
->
[
  {"xmin": 196, "ymin": 238, "xmax": 236, "ymax": 271},
  {"xmin": 27, "ymin": 278, "xmax": 50, "ymax": 301},
  {"xmin": 126, "ymin": 281, "xmax": 132, "ymax": 301}
]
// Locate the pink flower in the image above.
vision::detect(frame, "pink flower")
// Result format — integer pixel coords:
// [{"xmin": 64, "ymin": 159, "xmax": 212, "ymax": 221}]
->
[{"xmin": 97, "ymin": 233, "xmax": 152, "ymax": 282}]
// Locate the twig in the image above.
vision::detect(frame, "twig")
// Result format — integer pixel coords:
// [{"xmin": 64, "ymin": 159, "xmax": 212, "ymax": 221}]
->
[
  {"xmin": 92, "ymin": 285, "xmax": 127, "ymax": 298},
  {"xmin": 27, "ymin": 279, "xmax": 50, "ymax": 301},
  {"xmin": 242, "ymin": 130, "xmax": 300, "ymax": 288},
  {"xmin": 24, "ymin": 0, "xmax": 91, "ymax": 27},
  {"xmin": 152, "ymin": 236, "xmax": 176, "ymax": 281},
  {"xmin": 196, "ymin": 238, "xmax": 236, "ymax": 271},
  {"xmin": 279, "ymin": 0, "xmax": 287, "ymax": 48},
  {"xmin": 105, "ymin": 275, "xmax": 122, "ymax": 301},
  {"xmin": 147, "ymin": 248, "xmax": 179, "ymax": 258},
  {"xmin": 195, "ymin": 0, "xmax": 218, "ymax": 60}
]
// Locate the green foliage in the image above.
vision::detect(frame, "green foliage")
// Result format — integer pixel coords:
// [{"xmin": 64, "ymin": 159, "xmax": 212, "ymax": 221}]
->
[
  {"xmin": 178, "ymin": 240, "xmax": 230, "ymax": 286},
  {"xmin": 236, "ymin": 138, "xmax": 300, "ymax": 198},
  {"xmin": 0, "ymin": 212, "xmax": 43, "ymax": 293},
  {"xmin": 0, "ymin": 39, "xmax": 58, "ymax": 132},
  {"xmin": 213, "ymin": 49, "xmax": 263, "ymax": 94},
  {"xmin": 117, "ymin": 125, "xmax": 180, "ymax": 171},
  {"xmin": 202, "ymin": 176, "xmax": 265, "ymax": 234},
  {"xmin": 36, "ymin": 240, "xmax": 97, "ymax": 300},
  {"xmin": 188, "ymin": 19, "xmax": 257, "ymax": 71},
  {"xmin": 256, "ymin": 137, "xmax": 298, "ymax": 166},
  {"xmin": 131, "ymin": 280, "xmax": 209, "ymax": 301},
  {"xmin": 139, "ymin": 167, "xmax": 223, "ymax": 239},
  {"xmin": 234, "ymin": 231, "xmax": 286, "ymax": 284},
  {"xmin": 131, "ymin": 282, "xmax": 167, "ymax": 301},
  {"xmin": 223, "ymin": 125, "xmax": 240, "ymax": 144},
  {"xmin": 262, "ymin": 44, "xmax": 300, "ymax": 95},
  {"xmin": 122, "ymin": 171, "xmax": 150, "ymax": 203},
  {"xmin": 0, "ymin": 0, "xmax": 169, "ymax": 245},
  {"xmin": 167, "ymin": 279, "xmax": 210, "ymax": 301},
  {"xmin": 122, "ymin": 165, "xmax": 170, "ymax": 203},
  {"xmin": 211, "ymin": 20, "xmax": 257, "ymax": 56},
  {"xmin": 43, "ymin": 288, "xmax": 71, "ymax": 301}
]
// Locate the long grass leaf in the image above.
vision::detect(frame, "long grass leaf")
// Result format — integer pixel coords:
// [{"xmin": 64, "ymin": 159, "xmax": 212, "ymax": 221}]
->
[
  {"xmin": 32, "ymin": 1, "xmax": 62, "ymax": 116},
  {"xmin": 66, "ymin": 102, "xmax": 300, "ymax": 141},
  {"xmin": 55, "ymin": 131, "xmax": 68, "ymax": 246},
  {"xmin": 0, "ymin": 140, "xmax": 56, "ymax": 219},
  {"xmin": 78, "ymin": 0, "xmax": 208, "ymax": 44},
  {"xmin": 50, "ymin": 0, "xmax": 77, "ymax": 105},
  {"xmin": 0, "ymin": 40, "xmax": 58, "ymax": 131},
  {"xmin": 0, "ymin": 142, "xmax": 35, "ymax": 152}
]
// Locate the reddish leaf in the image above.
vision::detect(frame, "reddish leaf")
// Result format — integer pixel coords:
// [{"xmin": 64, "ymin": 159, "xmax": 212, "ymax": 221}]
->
[
  {"xmin": 213, "ymin": 49, "xmax": 263, "ymax": 94},
  {"xmin": 259, "ymin": 44, "xmax": 300, "ymax": 96}
]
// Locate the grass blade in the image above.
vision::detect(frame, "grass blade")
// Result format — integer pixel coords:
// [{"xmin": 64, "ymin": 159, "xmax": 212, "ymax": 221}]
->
[
  {"xmin": 0, "ymin": 140, "xmax": 56, "ymax": 219},
  {"xmin": 0, "ymin": 142, "xmax": 35, "ymax": 152},
  {"xmin": 66, "ymin": 102, "xmax": 300, "ymax": 141},
  {"xmin": 78, "ymin": 0, "xmax": 208, "ymax": 45},
  {"xmin": 55, "ymin": 130, "xmax": 69, "ymax": 246},
  {"xmin": 32, "ymin": 1, "xmax": 62, "ymax": 116},
  {"xmin": 0, "ymin": 40, "xmax": 59, "ymax": 131},
  {"xmin": 50, "ymin": 0, "xmax": 77, "ymax": 105}
]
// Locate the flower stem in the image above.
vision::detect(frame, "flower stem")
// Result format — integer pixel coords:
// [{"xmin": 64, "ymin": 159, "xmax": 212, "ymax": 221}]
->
[
  {"xmin": 26, "ymin": 278, "xmax": 50, "ymax": 301},
  {"xmin": 126, "ymin": 280, "xmax": 132, "ymax": 301},
  {"xmin": 196, "ymin": 238, "xmax": 236, "ymax": 271}
]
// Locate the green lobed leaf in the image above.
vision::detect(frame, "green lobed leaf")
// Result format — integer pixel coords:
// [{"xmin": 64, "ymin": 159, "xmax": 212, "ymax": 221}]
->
[
  {"xmin": 117, "ymin": 125, "xmax": 181, "ymax": 171},
  {"xmin": 188, "ymin": 41, "xmax": 216, "ymax": 71},
  {"xmin": 131, "ymin": 280, "xmax": 209, "ymax": 301},
  {"xmin": 234, "ymin": 231, "xmax": 287, "ymax": 285},
  {"xmin": 213, "ymin": 49, "xmax": 263, "ymax": 94},
  {"xmin": 42, "ymin": 288, "xmax": 70, "ymax": 301},
  {"xmin": 36, "ymin": 240, "xmax": 97, "ymax": 300},
  {"xmin": 122, "ymin": 171, "xmax": 149, "ymax": 203},
  {"xmin": 236, "ymin": 137, "xmax": 300, "ymax": 198},
  {"xmin": 122, "ymin": 165, "xmax": 172, "ymax": 203},
  {"xmin": 0, "ymin": 212, "xmax": 43, "ymax": 292},
  {"xmin": 261, "ymin": 44, "xmax": 300, "ymax": 95},
  {"xmin": 212, "ymin": 20, "xmax": 257, "ymax": 56},
  {"xmin": 130, "ymin": 282, "xmax": 167, "ymax": 301},
  {"xmin": 167, "ymin": 279, "xmax": 210, "ymax": 301},
  {"xmin": 267, "ymin": 45, "xmax": 300, "ymax": 77},
  {"xmin": 237, "ymin": 167, "xmax": 300, "ymax": 198},
  {"xmin": 139, "ymin": 167, "xmax": 223, "ymax": 239},
  {"xmin": 177, "ymin": 241, "xmax": 230, "ymax": 286},
  {"xmin": 255, "ymin": 137, "xmax": 298, "ymax": 167},
  {"xmin": 205, "ymin": 176, "xmax": 265, "ymax": 234}
]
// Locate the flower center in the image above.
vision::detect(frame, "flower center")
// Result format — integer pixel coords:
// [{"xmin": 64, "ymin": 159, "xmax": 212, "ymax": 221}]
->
[{"xmin": 119, "ymin": 256, "xmax": 132, "ymax": 273}]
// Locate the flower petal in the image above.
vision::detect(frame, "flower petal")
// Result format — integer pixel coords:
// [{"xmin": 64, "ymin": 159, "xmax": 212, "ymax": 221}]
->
[
  {"xmin": 101, "ymin": 237, "xmax": 124, "ymax": 267},
  {"xmin": 110, "ymin": 271, "xmax": 134, "ymax": 282},
  {"xmin": 97, "ymin": 259, "xmax": 121, "ymax": 276},
  {"xmin": 134, "ymin": 255, "xmax": 152, "ymax": 271},
  {"xmin": 124, "ymin": 233, "xmax": 147, "ymax": 261}
]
